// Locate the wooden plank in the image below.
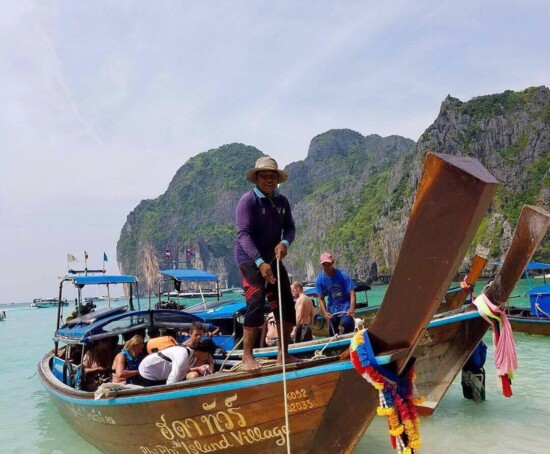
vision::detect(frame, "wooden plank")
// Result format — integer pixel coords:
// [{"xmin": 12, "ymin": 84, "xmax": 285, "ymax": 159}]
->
[
  {"xmin": 442, "ymin": 249, "xmax": 489, "ymax": 311},
  {"xmin": 368, "ymin": 152, "xmax": 498, "ymax": 360}
]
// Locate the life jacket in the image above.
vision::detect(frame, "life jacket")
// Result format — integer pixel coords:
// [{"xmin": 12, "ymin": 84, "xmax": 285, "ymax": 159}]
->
[{"xmin": 147, "ymin": 336, "xmax": 178, "ymax": 354}]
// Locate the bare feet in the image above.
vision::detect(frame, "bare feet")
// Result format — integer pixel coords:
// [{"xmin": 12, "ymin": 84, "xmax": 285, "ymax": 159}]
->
[
  {"xmin": 242, "ymin": 356, "xmax": 262, "ymax": 371},
  {"xmin": 276, "ymin": 354, "xmax": 302, "ymax": 366}
]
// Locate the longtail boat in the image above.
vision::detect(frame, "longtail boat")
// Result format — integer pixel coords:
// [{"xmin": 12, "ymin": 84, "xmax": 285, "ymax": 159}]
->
[
  {"xmin": 38, "ymin": 152, "xmax": 498, "ymax": 453},
  {"xmin": 503, "ymin": 262, "xmax": 550, "ymax": 336},
  {"xmin": 414, "ymin": 205, "xmax": 550, "ymax": 415}
]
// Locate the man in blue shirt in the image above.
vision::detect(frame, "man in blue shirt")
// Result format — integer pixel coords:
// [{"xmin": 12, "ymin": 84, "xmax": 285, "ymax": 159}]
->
[
  {"xmin": 316, "ymin": 252, "xmax": 356, "ymax": 335},
  {"xmin": 234, "ymin": 156, "xmax": 297, "ymax": 371}
]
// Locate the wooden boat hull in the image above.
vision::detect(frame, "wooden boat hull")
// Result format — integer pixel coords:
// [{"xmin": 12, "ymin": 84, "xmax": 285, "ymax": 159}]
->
[
  {"xmin": 506, "ymin": 307, "xmax": 550, "ymax": 336},
  {"xmin": 34, "ymin": 302, "xmax": 69, "ymax": 308},
  {"xmin": 412, "ymin": 308, "xmax": 489, "ymax": 415},
  {"xmin": 39, "ymin": 355, "xmax": 378, "ymax": 454}
]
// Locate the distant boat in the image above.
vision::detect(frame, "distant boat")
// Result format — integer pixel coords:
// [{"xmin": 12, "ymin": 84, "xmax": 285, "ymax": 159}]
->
[
  {"xmin": 178, "ymin": 289, "xmax": 219, "ymax": 298},
  {"xmin": 161, "ymin": 290, "xmax": 179, "ymax": 297},
  {"xmin": 31, "ymin": 298, "xmax": 68, "ymax": 309},
  {"xmin": 158, "ymin": 268, "xmax": 223, "ymax": 302}
]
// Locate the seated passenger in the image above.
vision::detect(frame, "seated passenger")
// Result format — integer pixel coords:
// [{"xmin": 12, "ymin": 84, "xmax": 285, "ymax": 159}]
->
[
  {"xmin": 138, "ymin": 337, "xmax": 193, "ymax": 386},
  {"xmin": 182, "ymin": 321, "xmax": 204, "ymax": 347},
  {"xmin": 186, "ymin": 339, "xmax": 217, "ymax": 379},
  {"xmin": 82, "ymin": 338, "xmax": 113, "ymax": 391},
  {"xmin": 112, "ymin": 335, "xmax": 145, "ymax": 385}
]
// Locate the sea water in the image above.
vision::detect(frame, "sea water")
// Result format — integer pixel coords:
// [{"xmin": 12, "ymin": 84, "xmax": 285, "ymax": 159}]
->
[{"xmin": 1, "ymin": 281, "xmax": 549, "ymax": 453}]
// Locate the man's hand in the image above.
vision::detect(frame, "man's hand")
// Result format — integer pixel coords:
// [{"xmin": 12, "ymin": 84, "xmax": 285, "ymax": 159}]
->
[
  {"xmin": 259, "ymin": 262, "xmax": 276, "ymax": 284},
  {"xmin": 274, "ymin": 243, "xmax": 288, "ymax": 260}
]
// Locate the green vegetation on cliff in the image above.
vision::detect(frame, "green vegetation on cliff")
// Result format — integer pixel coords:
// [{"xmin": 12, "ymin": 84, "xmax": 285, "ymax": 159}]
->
[{"xmin": 117, "ymin": 87, "xmax": 549, "ymax": 291}]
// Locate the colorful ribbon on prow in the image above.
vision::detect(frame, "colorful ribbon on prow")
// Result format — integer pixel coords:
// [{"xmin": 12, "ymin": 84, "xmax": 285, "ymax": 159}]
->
[
  {"xmin": 350, "ymin": 329, "xmax": 423, "ymax": 454},
  {"xmin": 473, "ymin": 293, "xmax": 517, "ymax": 397}
]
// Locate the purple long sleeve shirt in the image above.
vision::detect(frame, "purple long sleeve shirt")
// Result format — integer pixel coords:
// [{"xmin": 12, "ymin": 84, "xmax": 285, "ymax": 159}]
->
[{"xmin": 234, "ymin": 187, "xmax": 295, "ymax": 267}]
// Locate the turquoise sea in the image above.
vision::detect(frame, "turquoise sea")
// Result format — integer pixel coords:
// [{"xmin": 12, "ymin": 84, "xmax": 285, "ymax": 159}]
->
[{"xmin": 1, "ymin": 280, "xmax": 549, "ymax": 453}]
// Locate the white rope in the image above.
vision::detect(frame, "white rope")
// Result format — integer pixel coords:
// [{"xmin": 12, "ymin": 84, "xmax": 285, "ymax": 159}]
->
[
  {"xmin": 276, "ymin": 258, "xmax": 291, "ymax": 454},
  {"xmin": 218, "ymin": 337, "xmax": 244, "ymax": 372},
  {"xmin": 535, "ymin": 298, "xmax": 550, "ymax": 318}
]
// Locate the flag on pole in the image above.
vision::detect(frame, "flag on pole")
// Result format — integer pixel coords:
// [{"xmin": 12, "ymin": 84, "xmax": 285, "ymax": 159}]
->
[
  {"xmin": 103, "ymin": 252, "xmax": 108, "ymax": 262},
  {"xmin": 67, "ymin": 253, "xmax": 78, "ymax": 262},
  {"xmin": 84, "ymin": 251, "xmax": 89, "ymax": 260}
]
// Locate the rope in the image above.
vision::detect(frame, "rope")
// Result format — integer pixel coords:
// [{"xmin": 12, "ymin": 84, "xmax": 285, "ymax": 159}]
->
[
  {"xmin": 314, "ymin": 332, "xmax": 340, "ymax": 357},
  {"xmin": 218, "ymin": 337, "xmax": 244, "ymax": 373},
  {"xmin": 535, "ymin": 301, "xmax": 550, "ymax": 318},
  {"xmin": 276, "ymin": 258, "xmax": 291, "ymax": 454},
  {"xmin": 229, "ymin": 357, "xmax": 275, "ymax": 371}
]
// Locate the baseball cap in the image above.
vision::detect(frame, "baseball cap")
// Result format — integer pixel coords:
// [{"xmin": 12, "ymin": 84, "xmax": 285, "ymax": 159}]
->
[{"xmin": 319, "ymin": 252, "xmax": 334, "ymax": 264}]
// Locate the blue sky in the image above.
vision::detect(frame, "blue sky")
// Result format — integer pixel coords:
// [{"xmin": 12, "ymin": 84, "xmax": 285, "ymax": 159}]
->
[{"xmin": 1, "ymin": 1, "xmax": 548, "ymax": 303}]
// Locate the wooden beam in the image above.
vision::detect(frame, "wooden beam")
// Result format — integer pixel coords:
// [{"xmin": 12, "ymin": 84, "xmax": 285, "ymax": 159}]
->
[{"xmin": 368, "ymin": 152, "xmax": 498, "ymax": 361}]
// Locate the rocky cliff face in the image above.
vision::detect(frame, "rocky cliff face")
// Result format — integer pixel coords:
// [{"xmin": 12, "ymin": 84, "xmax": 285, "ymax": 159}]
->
[
  {"xmin": 117, "ymin": 87, "xmax": 549, "ymax": 294},
  {"xmin": 398, "ymin": 86, "xmax": 550, "ymax": 268}
]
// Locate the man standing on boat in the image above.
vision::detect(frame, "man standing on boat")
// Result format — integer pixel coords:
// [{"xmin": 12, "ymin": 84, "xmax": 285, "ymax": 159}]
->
[
  {"xmin": 316, "ymin": 252, "xmax": 356, "ymax": 335},
  {"xmin": 235, "ymin": 156, "xmax": 298, "ymax": 371}
]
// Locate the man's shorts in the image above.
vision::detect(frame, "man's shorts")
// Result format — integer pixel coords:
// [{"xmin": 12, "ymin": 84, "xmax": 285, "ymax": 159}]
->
[{"xmin": 239, "ymin": 261, "xmax": 296, "ymax": 328}]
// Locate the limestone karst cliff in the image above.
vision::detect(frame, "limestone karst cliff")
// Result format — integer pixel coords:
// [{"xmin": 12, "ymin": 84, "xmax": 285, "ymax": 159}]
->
[{"xmin": 117, "ymin": 87, "xmax": 549, "ymax": 293}]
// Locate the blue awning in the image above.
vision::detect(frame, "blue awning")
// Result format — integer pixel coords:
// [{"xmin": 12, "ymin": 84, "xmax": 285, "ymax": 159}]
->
[
  {"xmin": 66, "ymin": 275, "xmax": 138, "ymax": 285},
  {"xmin": 526, "ymin": 285, "xmax": 550, "ymax": 295},
  {"xmin": 55, "ymin": 309, "xmax": 207, "ymax": 343},
  {"xmin": 492, "ymin": 261, "xmax": 550, "ymax": 270},
  {"xmin": 160, "ymin": 269, "xmax": 219, "ymax": 281},
  {"xmin": 525, "ymin": 262, "xmax": 550, "ymax": 270},
  {"xmin": 189, "ymin": 300, "xmax": 247, "ymax": 319}
]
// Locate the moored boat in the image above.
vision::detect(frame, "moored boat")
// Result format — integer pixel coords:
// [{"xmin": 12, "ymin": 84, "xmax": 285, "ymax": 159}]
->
[
  {"xmin": 38, "ymin": 152, "xmax": 500, "ymax": 453},
  {"xmin": 31, "ymin": 298, "xmax": 69, "ymax": 309},
  {"xmin": 500, "ymin": 262, "xmax": 550, "ymax": 335},
  {"xmin": 158, "ymin": 268, "xmax": 223, "ymax": 302}
]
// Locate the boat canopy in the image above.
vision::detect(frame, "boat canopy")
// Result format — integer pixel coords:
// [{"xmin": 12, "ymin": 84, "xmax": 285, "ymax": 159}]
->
[
  {"xmin": 525, "ymin": 262, "xmax": 550, "ymax": 270},
  {"xmin": 160, "ymin": 269, "xmax": 218, "ymax": 281},
  {"xmin": 493, "ymin": 261, "xmax": 550, "ymax": 270},
  {"xmin": 65, "ymin": 274, "xmax": 138, "ymax": 285},
  {"xmin": 54, "ymin": 309, "xmax": 208, "ymax": 344},
  {"xmin": 526, "ymin": 285, "xmax": 550, "ymax": 295},
  {"xmin": 187, "ymin": 300, "xmax": 247, "ymax": 320}
]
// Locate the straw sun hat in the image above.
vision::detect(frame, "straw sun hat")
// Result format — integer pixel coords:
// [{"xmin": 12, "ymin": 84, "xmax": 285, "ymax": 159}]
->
[{"xmin": 246, "ymin": 156, "xmax": 288, "ymax": 184}]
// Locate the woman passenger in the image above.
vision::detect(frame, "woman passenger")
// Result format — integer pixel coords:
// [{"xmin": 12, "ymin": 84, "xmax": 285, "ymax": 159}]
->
[
  {"xmin": 112, "ymin": 335, "xmax": 145, "ymax": 385},
  {"xmin": 82, "ymin": 338, "xmax": 114, "ymax": 391}
]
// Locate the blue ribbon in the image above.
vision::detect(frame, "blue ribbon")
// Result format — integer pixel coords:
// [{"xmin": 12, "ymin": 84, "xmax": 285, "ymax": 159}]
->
[{"xmin": 356, "ymin": 330, "xmax": 415, "ymax": 398}]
